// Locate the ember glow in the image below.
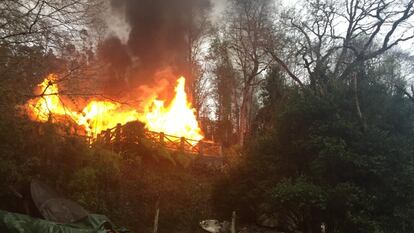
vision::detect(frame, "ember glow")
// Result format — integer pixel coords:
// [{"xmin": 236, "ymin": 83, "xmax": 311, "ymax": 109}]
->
[{"xmin": 26, "ymin": 74, "xmax": 203, "ymax": 141}]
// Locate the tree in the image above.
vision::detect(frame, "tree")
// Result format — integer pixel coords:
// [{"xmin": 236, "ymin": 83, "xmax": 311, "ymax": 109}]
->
[
  {"xmin": 268, "ymin": 0, "xmax": 414, "ymax": 91},
  {"xmin": 210, "ymin": 36, "xmax": 239, "ymax": 146},
  {"xmin": 0, "ymin": 0, "xmax": 104, "ymax": 110},
  {"xmin": 213, "ymin": 53, "xmax": 414, "ymax": 233},
  {"xmin": 0, "ymin": 0, "xmax": 100, "ymax": 46},
  {"xmin": 223, "ymin": 0, "xmax": 273, "ymax": 144},
  {"xmin": 185, "ymin": 1, "xmax": 213, "ymax": 118},
  {"xmin": 252, "ymin": 66, "xmax": 290, "ymax": 135}
]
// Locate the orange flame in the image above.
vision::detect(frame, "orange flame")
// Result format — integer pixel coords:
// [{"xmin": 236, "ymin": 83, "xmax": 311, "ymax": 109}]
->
[
  {"xmin": 28, "ymin": 74, "xmax": 81, "ymax": 123},
  {"xmin": 77, "ymin": 101, "xmax": 139, "ymax": 137},
  {"xmin": 26, "ymin": 74, "xmax": 203, "ymax": 141},
  {"xmin": 141, "ymin": 77, "xmax": 203, "ymax": 141}
]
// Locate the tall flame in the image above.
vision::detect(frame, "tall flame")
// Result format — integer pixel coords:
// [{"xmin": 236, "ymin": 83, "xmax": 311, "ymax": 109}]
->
[
  {"xmin": 26, "ymin": 74, "xmax": 203, "ymax": 141},
  {"xmin": 142, "ymin": 77, "xmax": 203, "ymax": 141}
]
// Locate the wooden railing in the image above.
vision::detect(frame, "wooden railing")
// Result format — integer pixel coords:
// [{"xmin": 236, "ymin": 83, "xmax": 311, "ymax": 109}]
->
[{"xmin": 94, "ymin": 123, "xmax": 222, "ymax": 157}]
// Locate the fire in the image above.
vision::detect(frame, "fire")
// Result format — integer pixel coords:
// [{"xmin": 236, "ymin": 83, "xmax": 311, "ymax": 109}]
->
[
  {"xmin": 28, "ymin": 74, "xmax": 82, "ymax": 123},
  {"xmin": 29, "ymin": 74, "xmax": 76, "ymax": 122},
  {"xmin": 26, "ymin": 74, "xmax": 203, "ymax": 142},
  {"xmin": 141, "ymin": 77, "xmax": 203, "ymax": 141},
  {"xmin": 77, "ymin": 101, "xmax": 139, "ymax": 137}
]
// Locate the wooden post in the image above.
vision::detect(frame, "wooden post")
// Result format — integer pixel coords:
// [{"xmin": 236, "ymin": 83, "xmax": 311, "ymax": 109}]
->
[
  {"xmin": 160, "ymin": 132, "xmax": 165, "ymax": 145},
  {"xmin": 114, "ymin": 123, "xmax": 122, "ymax": 152},
  {"xmin": 231, "ymin": 211, "xmax": 236, "ymax": 233},
  {"xmin": 153, "ymin": 198, "xmax": 160, "ymax": 233},
  {"xmin": 96, "ymin": 133, "xmax": 101, "ymax": 144},
  {"xmin": 104, "ymin": 129, "xmax": 111, "ymax": 144},
  {"xmin": 180, "ymin": 137, "xmax": 185, "ymax": 152},
  {"xmin": 199, "ymin": 141, "xmax": 204, "ymax": 156},
  {"xmin": 115, "ymin": 124, "xmax": 121, "ymax": 141}
]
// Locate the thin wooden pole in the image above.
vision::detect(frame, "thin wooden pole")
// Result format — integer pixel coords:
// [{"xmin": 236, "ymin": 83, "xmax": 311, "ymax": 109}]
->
[
  {"xmin": 231, "ymin": 211, "xmax": 236, "ymax": 233},
  {"xmin": 153, "ymin": 198, "xmax": 160, "ymax": 233}
]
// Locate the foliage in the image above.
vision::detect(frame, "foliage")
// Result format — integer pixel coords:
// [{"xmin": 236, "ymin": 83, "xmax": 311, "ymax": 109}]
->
[
  {"xmin": 0, "ymin": 108, "xmax": 217, "ymax": 233},
  {"xmin": 209, "ymin": 36, "xmax": 239, "ymax": 146},
  {"xmin": 213, "ymin": 64, "xmax": 414, "ymax": 232}
]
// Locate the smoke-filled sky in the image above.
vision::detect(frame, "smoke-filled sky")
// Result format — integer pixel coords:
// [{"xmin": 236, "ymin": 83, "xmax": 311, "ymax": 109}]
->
[
  {"xmin": 99, "ymin": 0, "xmax": 213, "ymax": 93},
  {"xmin": 98, "ymin": 0, "xmax": 414, "ymax": 94}
]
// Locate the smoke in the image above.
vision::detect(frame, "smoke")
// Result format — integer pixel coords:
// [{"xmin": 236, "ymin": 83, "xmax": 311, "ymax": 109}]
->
[
  {"xmin": 102, "ymin": 1, "xmax": 131, "ymax": 44},
  {"xmin": 210, "ymin": 0, "xmax": 229, "ymax": 24},
  {"xmin": 98, "ymin": 0, "xmax": 211, "ymax": 93}
]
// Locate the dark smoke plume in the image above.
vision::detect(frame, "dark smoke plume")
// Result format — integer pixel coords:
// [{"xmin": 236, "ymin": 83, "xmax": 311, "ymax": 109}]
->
[{"xmin": 99, "ymin": 0, "xmax": 211, "ymax": 93}]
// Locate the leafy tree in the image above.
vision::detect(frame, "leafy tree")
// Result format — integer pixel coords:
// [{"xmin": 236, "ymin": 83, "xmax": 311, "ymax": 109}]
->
[
  {"xmin": 210, "ymin": 37, "xmax": 239, "ymax": 146},
  {"xmin": 214, "ymin": 55, "xmax": 414, "ymax": 233}
]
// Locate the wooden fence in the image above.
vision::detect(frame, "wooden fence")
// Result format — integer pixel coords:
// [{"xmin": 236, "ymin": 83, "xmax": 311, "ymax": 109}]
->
[{"xmin": 94, "ymin": 123, "xmax": 222, "ymax": 157}]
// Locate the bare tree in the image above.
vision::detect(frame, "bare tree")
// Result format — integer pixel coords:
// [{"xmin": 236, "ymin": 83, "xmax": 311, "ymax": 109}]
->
[
  {"xmin": 0, "ymin": 0, "xmax": 107, "ymax": 118},
  {"xmin": 265, "ymin": 0, "xmax": 414, "ymax": 129},
  {"xmin": 185, "ymin": 2, "xmax": 213, "ymax": 118},
  {"xmin": 268, "ymin": 0, "xmax": 414, "ymax": 89},
  {"xmin": 0, "ymin": 0, "xmax": 102, "ymax": 48},
  {"xmin": 224, "ymin": 0, "xmax": 273, "ymax": 144}
]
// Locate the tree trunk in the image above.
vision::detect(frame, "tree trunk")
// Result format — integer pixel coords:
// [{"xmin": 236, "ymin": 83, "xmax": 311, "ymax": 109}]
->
[
  {"xmin": 353, "ymin": 74, "xmax": 367, "ymax": 130},
  {"xmin": 239, "ymin": 85, "xmax": 253, "ymax": 145}
]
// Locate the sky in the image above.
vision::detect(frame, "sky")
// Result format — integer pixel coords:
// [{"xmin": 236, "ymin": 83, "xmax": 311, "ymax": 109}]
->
[
  {"xmin": 104, "ymin": 0, "xmax": 413, "ymax": 52},
  {"xmin": 102, "ymin": 0, "xmax": 414, "ymax": 84}
]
